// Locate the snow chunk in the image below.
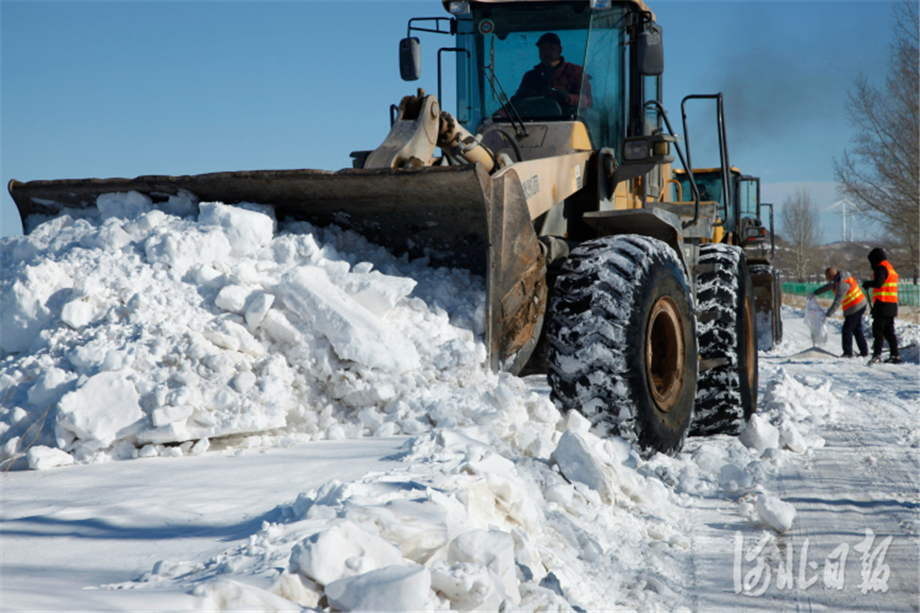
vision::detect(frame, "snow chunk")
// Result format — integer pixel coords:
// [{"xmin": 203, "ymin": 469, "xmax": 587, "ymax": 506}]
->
[
  {"xmin": 57, "ymin": 370, "xmax": 144, "ymax": 449},
  {"xmin": 203, "ymin": 319, "xmax": 264, "ymax": 357},
  {"xmin": 0, "ymin": 260, "xmax": 72, "ymax": 353},
  {"xmin": 692, "ymin": 445, "xmax": 728, "ymax": 475},
  {"xmin": 718, "ymin": 463, "xmax": 753, "ymax": 493},
  {"xmin": 189, "ymin": 438, "xmax": 210, "ymax": 456},
  {"xmin": 97, "ymin": 191, "xmax": 153, "ymax": 221},
  {"xmin": 341, "ymin": 271, "xmax": 417, "ymax": 318},
  {"xmin": 551, "ymin": 430, "xmax": 611, "ymax": 501},
  {"xmin": 447, "ymin": 529, "xmax": 520, "ymax": 604},
  {"xmin": 324, "ymin": 564, "xmax": 431, "ymax": 613},
  {"xmin": 230, "ymin": 372, "xmax": 256, "ymax": 394},
  {"xmin": 60, "ymin": 298, "xmax": 98, "ymax": 329},
  {"xmin": 430, "ymin": 561, "xmax": 508, "ymax": 612},
  {"xmin": 780, "ymin": 421, "xmax": 807, "ymax": 453},
  {"xmin": 564, "ymin": 409, "xmax": 591, "ymax": 434},
  {"xmin": 214, "ymin": 284, "xmax": 252, "ymax": 314},
  {"xmin": 755, "ymin": 494, "xmax": 796, "ymax": 532},
  {"xmin": 193, "ymin": 578, "xmax": 301, "ymax": 612},
  {"xmin": 289, "ymin": 521, "xmax": 405, "ymax": 586},
  {"xmin": 738, "ymin": 414, "xmax": 780, "ymax": 453},
  {"xmin": 27, "ymin": 367, "xmax": 76, "ymax": 407},
  {"xmin": 26, "ymin": 446, "xmax": 74, "ymax": 470},
  {"xmin": 80, "ymin": 221, "xmax": 134, "ymax": 252},
  {"xmin": 161, "ymin": 190, "xmax": 198, "ymax": 218},
  {"xmin": 271, "ymin": 572, "xmax": 323, "ymax": 609},
  {"xmin": 151, "ymin": 405, "xmax": 194, "ymax": 428},
  {"xmin": 278, "ymin": 267, "xmax": 420, "ymax": 373},
  {"xmin": 244, "ymin": 292, "xmax": 274, "ymax": 332},
  {"xmin": 345, "ymin": 499, "xmax": 449, "ymax": 564},
  {"xmin": 261, "ymin": 310, "xmax": 299, "ymax": 345},
  {"xmin": 145, "ymin": 227, "xmax": 231, "ymax": 274},
  {"xmin": 198, "ymin": 202, "xmax": 274, "ymax": 257}
]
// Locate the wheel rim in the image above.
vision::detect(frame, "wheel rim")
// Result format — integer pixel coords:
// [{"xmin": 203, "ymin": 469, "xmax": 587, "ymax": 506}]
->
[
  {"xmin": 646, "ymin": 296, "xmax": 686, "ymax": 413},
  {"xmin": 744, "ymin": 293, "xmax": 755, "ymax": 388}
]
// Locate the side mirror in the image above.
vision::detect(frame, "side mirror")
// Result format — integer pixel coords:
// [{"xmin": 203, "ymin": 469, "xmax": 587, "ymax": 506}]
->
[
  {"xmin": 637, "ymin": 24, "xmax": 664, "ymax": 76},
  {"xmin": 400, "ymin": 37, "xmax": 421, "ymax": 81}
]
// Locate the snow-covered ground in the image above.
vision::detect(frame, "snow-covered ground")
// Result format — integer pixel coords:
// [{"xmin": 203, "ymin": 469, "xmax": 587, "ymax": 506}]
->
[{"xmin": 2, "ymin": 196, "xmax": 918, "ymax": 612}]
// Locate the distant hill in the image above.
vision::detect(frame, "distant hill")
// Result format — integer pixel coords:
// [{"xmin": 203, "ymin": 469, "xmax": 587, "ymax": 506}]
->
[{"xmin": 763, "ymin": 235, "xmax": 916, "ymax": 284}]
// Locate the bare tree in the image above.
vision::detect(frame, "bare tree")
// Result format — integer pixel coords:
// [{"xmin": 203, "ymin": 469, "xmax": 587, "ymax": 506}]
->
[
  {"xmin": 834, "ymin": 0, "xmax": 919, "ymax": 281},
  {"xmin": 781, "ymin": 188, "xmax": 821, "ymax": 282}
]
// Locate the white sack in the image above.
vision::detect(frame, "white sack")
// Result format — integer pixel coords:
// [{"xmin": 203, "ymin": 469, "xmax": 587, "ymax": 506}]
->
[{"xmin": 804, "ymin": 296, "xmax": 828, "ymax": 346}]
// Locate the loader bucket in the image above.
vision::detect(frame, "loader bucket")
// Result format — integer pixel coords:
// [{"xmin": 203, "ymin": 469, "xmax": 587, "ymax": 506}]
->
[{"xmin": 8, "ymin": 163, "xmax": 546, "ymax": 373}]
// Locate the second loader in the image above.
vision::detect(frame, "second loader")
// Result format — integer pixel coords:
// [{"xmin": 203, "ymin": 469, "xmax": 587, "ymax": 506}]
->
[
  {"xmin": 9, "ymin": 0, "xmax": 760, "ymax": 456},
  {"xmin": 672, "ymin": 166, "xmax": 784, "ymax": 352}
]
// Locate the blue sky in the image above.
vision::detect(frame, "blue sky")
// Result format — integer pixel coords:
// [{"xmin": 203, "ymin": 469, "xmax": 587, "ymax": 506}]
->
[{"xmin": 1, "ymin": 1, "xmax": 899, "ymax": 242}]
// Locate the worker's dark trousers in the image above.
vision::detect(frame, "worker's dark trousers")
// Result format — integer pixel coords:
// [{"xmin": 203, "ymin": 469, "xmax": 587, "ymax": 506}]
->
[
  {"xmin": 842, "ymin": 310, "xmax": 869, "ymax": 357},
  {"xmin": 871, "ymin": 315, "xmax": 899, "ymax": 357}
]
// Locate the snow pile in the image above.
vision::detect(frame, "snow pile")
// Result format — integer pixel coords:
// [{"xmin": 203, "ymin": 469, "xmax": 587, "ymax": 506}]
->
[
  {"xmin": 115, "ymin": 411, "xmax": 689, "ymax": 612},
  {"xmin": 155, "ymin": 358, "xmax": 847, "ymax": 609},
  {"xmin": 0, "ymin": 195, "xmax": 690, "ymax": 608},
  {"xmin": 757, "ymin": 366, "xmax": 835, "ymax": 450},
  {"xmin": 5, "ymin": 195, "xmax": 915, "ymax": 610},
  {"xmin": 0, "ymin": 193, "xmax": 490, "ymax": 467}
]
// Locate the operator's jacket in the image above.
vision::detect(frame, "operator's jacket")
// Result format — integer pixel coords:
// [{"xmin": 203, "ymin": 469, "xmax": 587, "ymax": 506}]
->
[
  {"xmin": 865, "ymin": 247, "xmax": 899, "ymax": 317},
  {"xmin": 814, "ymin": 270, "xmax": 867, "ymax": 318},
  {"xmin": 514, "ymin": 57, "xmax": 593, "ymax": 111}
]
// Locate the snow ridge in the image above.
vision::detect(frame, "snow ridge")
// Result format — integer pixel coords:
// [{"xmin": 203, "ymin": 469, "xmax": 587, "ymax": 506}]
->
[{"xmin": 1, "ymin": 194, "xmax": 491, "ymax": 464}]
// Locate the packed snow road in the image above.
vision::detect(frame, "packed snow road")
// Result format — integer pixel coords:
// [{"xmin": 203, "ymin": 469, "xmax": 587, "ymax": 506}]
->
[
  {"xmin": 682, "ymin": 312, "xmax": 919, "ymax": 612},
  {"xmin": 1, "ymin": 199, "xmax": 917, "ymax": 611}
]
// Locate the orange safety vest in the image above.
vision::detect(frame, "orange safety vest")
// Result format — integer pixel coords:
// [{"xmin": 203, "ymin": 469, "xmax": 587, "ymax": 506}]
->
[
  {"xmin": 872, "ymin": 260, "xmax": 899, "ymax": 304},
  {"xmin": 839, "ymin": 275, "xmax": 866, "ymax": 311}
]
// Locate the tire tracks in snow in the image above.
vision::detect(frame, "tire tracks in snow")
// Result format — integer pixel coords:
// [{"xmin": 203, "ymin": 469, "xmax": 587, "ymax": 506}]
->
[{"xmin": 683, "ymin": 358, "xmax": 919, "ymax": 612}]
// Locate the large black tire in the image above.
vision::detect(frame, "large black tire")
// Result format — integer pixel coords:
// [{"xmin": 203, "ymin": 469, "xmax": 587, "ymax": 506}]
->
[
  {"xmin": 691, "ymin": 244, "xmax": 758, "ymax": 436},
  {"xmin": 546, "ymin": 235, "xmax": 698, "ymax": 456},
  {"xmin": 772, "ymin": 268, "xmax": 784, "ymax": 344},
  {"xmin": 749, "ymin": 263, "xmax": 783, "ymax": 350}
]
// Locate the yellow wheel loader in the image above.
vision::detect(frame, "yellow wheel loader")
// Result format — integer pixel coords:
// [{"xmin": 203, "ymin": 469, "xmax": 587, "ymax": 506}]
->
[
  {"xmin": 8, "ymin": 0, "xmax": 758, "ymax": 455},
  {"xmin": 671, "ymin": 166, "xmax": 784, "ymax": 353}
]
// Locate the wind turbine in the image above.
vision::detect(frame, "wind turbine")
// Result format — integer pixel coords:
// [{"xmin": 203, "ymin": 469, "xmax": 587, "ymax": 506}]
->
[{"xmin": 824, "ymin": 199, "xmax": 858, "ymax": 242}]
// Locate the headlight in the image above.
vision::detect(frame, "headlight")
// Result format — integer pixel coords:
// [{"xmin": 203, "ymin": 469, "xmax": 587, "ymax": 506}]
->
[
  {"xmin": 623, "ymin": 140, "xmax": 650, "ymax": 161},
  {"xmin": 620, "ymin": 134, "xmax": 676, "ymax": 165},
  {"xmin": 447, "ymin": 1, "xmax": 470, "ymax": 14}
]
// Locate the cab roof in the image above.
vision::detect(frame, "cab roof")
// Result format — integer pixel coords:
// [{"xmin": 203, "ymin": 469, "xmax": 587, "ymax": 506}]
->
[
  {"xmin": 443, "ymin": 0, "xmax": 655, "ymax": 20},
  {"xmin": 673, "ymin": 167, "xmax": 743, "ymax": 177}
]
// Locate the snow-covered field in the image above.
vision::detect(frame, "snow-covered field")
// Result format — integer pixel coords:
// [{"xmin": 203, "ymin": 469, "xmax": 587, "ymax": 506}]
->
[{"xmin": 2, "ymin": 196, "xmax": 918, "ymax": 612}]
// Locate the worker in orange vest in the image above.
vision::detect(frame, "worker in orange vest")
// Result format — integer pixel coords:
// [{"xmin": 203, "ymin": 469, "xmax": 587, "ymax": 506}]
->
[
  {"xmin": 811, "ymin": 267, "xmax": 869, "ymax": 358},
  {"xmin": 862, "ymin": 247, "xmax": 900, "ymax": 365}
]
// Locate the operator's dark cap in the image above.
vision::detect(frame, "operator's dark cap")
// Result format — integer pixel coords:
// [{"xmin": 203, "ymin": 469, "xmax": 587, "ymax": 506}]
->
[{"xmin": 536, "ymin": 33, "xmax": 561, "ymax": 47}]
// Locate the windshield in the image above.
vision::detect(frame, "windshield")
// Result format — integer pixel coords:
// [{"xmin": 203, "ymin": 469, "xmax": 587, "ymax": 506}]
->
[
  {"xmin": 675, "ymin": 173, "xmax": 723, "ymax": 206},
  {"xmin": 674, "ymin": 170, "xmax": 739, "ymax": 228},
  {"xmin": 738, "ymin": 178, "xmax": 759, "ymax": 219},
  {"xmin": 459, "ymin": 4, "xmax": 628, "ymax": 148}
]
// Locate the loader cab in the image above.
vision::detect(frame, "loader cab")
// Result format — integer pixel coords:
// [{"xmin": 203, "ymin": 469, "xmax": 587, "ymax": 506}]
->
[
  {"xmin": 672, "ymin": 168, "xmax": 766, "ymax": 246},
  {"xmin": 734, "ymin": 174, "xmax": 770, "ymax": 248},
  {"xmin": 403, "ymin": 1, "xmax": 662, "ymax": 158},
  {"xmin": 454, "ymin": 1, "xmax": 659, "ymax": 152}
]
